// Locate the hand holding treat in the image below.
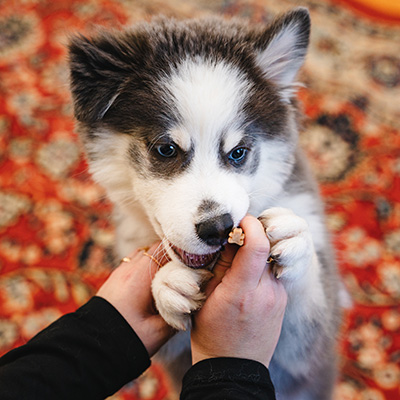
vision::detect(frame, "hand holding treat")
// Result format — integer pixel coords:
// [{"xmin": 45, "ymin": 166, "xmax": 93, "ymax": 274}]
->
[
  {"xmin": 191, "ymin": 215, "xmax": 288, "ymax": 367},
  {"xmin": 227, "ymin": 225, "xmax": 283, "ymax": 278}
]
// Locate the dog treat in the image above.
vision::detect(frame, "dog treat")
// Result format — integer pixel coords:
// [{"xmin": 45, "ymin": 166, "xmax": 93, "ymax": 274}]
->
[{"xmin": 228, "ymin": 227, "xmax": 245, "ymax": 246}]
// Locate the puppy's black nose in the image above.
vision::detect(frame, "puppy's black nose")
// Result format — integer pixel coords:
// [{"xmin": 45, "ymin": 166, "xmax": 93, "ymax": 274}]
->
[{"xmin": 196, "ymin": 213, "xmax": 234, "ymax": 246}]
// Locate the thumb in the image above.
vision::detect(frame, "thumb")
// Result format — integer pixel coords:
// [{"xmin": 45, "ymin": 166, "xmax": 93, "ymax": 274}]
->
[
  {"xmin": 225, "ymin": 215, "xmax": 270, "ymax": 292},
  {"xmin": 204, "ymin": 244, "xmax": 238, "ymax": 297}
]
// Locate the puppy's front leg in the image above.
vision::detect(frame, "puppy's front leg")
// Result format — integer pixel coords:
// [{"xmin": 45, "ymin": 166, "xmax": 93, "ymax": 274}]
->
[
  {"xmin": 258, "ymin": 207, "xmax": 331, "ymax": 376},
  {"xmin": 258, "ymin": 207, "xmax": 323, "ymax": 298},
  {"xmin": 152, "ymin": 261, "xmax": 212, "ymax": 331},
  {"xmin": 258, "ymin": 207, "xmax": 340, "ymax": 398}
]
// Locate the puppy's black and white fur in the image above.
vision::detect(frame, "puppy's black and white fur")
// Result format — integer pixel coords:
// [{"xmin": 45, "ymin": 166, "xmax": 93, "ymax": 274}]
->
[{"xmin": 69, "ymin": 8, "xmax": 343, "ymax": 399}]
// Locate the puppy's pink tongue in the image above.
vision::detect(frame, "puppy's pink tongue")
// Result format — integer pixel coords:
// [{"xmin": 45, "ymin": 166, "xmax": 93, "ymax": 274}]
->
[{"xmin": 172, "ymin": 246, "xmax": 219, "ymax": 269}]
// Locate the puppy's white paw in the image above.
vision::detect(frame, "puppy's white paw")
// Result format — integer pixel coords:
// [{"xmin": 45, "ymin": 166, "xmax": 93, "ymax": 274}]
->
[
  {"xmin": 152, "ymin": 261, "xmax": 212, "ymax": 331},
  {"xmin": 258, "ymin": 207, "xmax": 314, "ymax": 282}
]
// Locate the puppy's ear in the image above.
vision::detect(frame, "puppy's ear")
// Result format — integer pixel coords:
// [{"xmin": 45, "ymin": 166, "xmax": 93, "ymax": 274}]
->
[
  {"xmin": 68, "ymin": 32, "xmax": 137, "ymax": 123},
  {"xmin": 254, "ymin": 7, "xmax": 310, "ymax": 100}
]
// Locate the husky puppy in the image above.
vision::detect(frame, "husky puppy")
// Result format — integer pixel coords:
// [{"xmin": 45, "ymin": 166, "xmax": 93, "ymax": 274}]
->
[{"xmin": 69, "ymin": 8, "xmax": 342, "ymax": 399}]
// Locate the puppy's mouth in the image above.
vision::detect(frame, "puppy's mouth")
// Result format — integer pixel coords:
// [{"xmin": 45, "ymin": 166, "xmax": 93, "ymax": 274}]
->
[{"xmin": 171, "ymin": 245, "xmax": 221, "ymax": 269}]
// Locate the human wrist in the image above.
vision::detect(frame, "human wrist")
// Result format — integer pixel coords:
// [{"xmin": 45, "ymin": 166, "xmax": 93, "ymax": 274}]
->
[
  {"xmin": 191, "ymin": 347, "xmax": 215, "ymax": 365},
  {"xmin": 96, "ymin": 293, "xmax": 172, "ymax": 357},
  {"xmin": 191, "ymin": 341, "xmax": 274, "ymax": 367},
  {"xmin": 134, "ymin": 316, "xmax": 175, "ymax": 357},
  {"xmin": 191, "ymin": 347, "xmax": 270, "ymax": 368}
]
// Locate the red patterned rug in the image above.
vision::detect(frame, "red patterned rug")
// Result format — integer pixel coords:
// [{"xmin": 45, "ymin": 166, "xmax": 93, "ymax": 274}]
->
[{"xmin": 0, "ymin": 0, "xmax": 399, "ymax": 399}]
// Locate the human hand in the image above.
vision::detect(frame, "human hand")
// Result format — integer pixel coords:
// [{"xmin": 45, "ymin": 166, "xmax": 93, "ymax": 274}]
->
[
  {"xmin": 96, "ymin": 243, "xmax": 175, "ymax": 357},
  {"xmin": 190, "ymin": 215, "xmax": 288, "ymax": 367}
]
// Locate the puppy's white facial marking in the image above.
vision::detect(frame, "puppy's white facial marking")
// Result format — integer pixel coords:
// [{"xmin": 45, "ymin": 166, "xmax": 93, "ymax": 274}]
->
[
  {"xmin": 162, "ymin": 58, "xmax": 252, "ymax": 146},
  {"xmin": 222, "ymin": 129, "xmax": 246, "ymax": 154},
  {"xmin": 169, "ymin": 127, "xmax": 192, "ymax": 152}
]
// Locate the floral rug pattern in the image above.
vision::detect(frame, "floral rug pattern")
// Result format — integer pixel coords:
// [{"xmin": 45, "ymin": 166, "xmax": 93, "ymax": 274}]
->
[{"xmin": 0, "ymin": 0, "xmax": 399, "ymax": 399}]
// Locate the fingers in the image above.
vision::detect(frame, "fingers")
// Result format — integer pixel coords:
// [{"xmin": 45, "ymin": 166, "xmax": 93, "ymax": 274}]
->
[
  {"xmin": 226, "ymin": 215, "xmax": 271, "ymax": 292},
  {"xmin": 205, "ymin": 215, "xmax": 271, "ymax": 296},
  {"xmin": 205, "ymin": 244, "xmax": 238, "ymax": 296}
]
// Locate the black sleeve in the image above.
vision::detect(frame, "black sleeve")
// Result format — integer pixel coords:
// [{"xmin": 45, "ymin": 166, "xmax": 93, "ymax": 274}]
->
[
  {"xmin": 180, "ymin": 357, "xmax": 276, "ymax": 400},
  {"xmin": 0, "ymin": 296, "xmax": 151, "ymax": 400}
]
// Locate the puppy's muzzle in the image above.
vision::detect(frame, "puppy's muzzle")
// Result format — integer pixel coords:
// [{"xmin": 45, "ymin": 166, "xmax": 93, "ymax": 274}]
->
[{"xmin": 195, "ymin": 213, "xmax": 234, "ymax": 247}]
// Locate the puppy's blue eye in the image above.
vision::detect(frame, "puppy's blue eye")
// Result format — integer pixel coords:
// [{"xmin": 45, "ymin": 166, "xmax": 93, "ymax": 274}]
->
[
  {"xmin": 156, "ymin": 144, "xmax": 177, "ymax": 158},
  {"xmin": 228, "ymin": 147, "xmax": 248, "ymax": 165}
]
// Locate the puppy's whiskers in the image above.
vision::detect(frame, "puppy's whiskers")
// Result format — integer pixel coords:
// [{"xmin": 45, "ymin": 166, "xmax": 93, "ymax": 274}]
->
[{"xmin": 146, "ymin": 239, "xmax": 171, "ymax": 278}]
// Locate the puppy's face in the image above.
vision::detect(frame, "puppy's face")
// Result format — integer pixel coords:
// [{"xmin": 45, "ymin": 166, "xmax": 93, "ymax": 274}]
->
[{"xmin": 69, "ymin": 9, "xmax": 310, "ymax": 268}]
